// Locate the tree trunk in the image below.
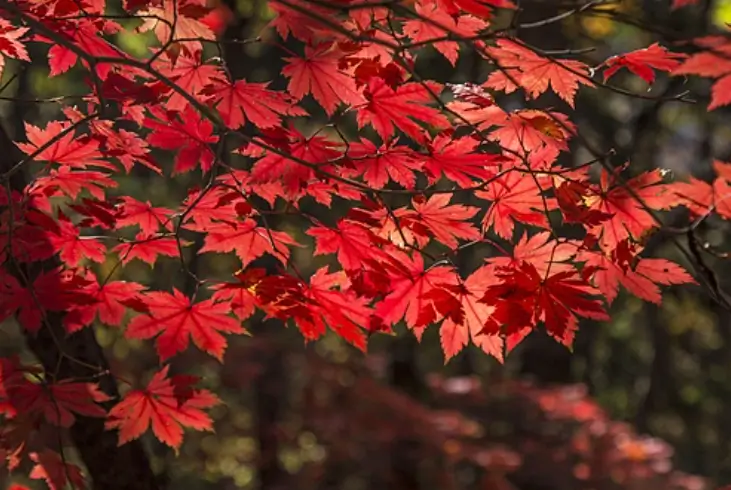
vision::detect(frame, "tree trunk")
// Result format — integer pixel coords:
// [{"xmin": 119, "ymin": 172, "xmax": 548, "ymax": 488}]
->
[
  {"xmin": 217, "ymin": 4, "xmax": 289, "ymax": 488},
  {"xmin": 388, "ymin": 335, "xmax": 424, "ymax": 490}
]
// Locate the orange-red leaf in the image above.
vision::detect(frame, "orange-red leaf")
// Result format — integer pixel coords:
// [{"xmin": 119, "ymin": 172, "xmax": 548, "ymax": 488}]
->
[
  {"xmin": 440, "ymin": 266, "xmax": 503, "ymax": 363},
  {"xmin": 603, "ymin": 43, "xmax": 686, "ymax": 83},
  {"xmin": 206, "ymin": 79, "xmax": 306, "ymax": 129},
  {"xmin": 356, "ymin": 78, "xmax": 449, "ymax": 144},
  {"xmin": 403, "ymin": 0, "xmax": 487, "ymax": 66},
  {"xmin": 282, "ymin": 42, "xmax": 365, "ymax": 115},
  {"xmin": 198, "ymin": 219, "xmax": 298, "ymax": 267},
  {"xmin": 586, "ymin": 168, "xmax": 671, "ymax": 251},
  {"xmin": 401, "ymin": 194, "xmax": 481, "ymax": 249},
  {"xmin": 106, "ymin": 366, "xmax": 219, "ymax": 450},
  {"xmin": 0, "ymin": 360, "xmax": 109, "ymax": 427},
  {"xmin": 30, "ymin": 450, "xmax": 86, "ymax": 490},
  {"xmin": 126, "ymin": 289, "xmax": 244, "ymax": 361},
  {"xmin": 373, "ymin": 254, "xmax": 458, "ymax": 335},
  {"xmin": 673, "ymin": 37, "xmax": 731, "ymax": 110},
  {"xmin": 485, "ymin": 39, "xmax": 594, "ymax": 108}
]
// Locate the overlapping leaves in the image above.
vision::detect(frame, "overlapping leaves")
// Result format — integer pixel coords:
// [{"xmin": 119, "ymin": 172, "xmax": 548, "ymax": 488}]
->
[{"xmin": 0, "ymin": 0, "xmax": 716, "ymax": 481}]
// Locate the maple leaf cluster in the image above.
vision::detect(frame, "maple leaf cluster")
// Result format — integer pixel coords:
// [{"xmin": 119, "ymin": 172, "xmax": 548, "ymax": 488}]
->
[{"xmin": 0, "ymin": 0, "xmax": 726, "ymax": 484}]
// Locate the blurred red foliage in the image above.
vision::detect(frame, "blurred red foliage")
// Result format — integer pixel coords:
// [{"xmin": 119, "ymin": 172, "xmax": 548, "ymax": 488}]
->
[
  {"xmin": 220, "ymin": 342, "xmax": 708, "ymax": 490},
  {"xmin": 429, "ymin": 375, "xmax": 708, "ymax": 490}
]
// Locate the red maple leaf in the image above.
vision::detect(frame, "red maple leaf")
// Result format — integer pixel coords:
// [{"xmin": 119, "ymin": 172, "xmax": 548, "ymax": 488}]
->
[
  {"xmin": 477, "ymin": 171, "xmax": 555, "ymax": 239},
  {"xmin": 30, "ymin": 450, "xmax": 86, "ymax": 490},
  {"xmin": 484, "ymin": 109, "xmax": 575, "ymax": 156},
  {"xmin": 113, "ymin": 232, "xmax": 182, "ymax": 266},
  {"xmin": 144, "ymin": 106, "xmax": 218, "ymax": 174},
  {"xmin": 29, "ymin": 0, "xmax": 105, "ymax": 16},
  {"xmin": 602, "ymin": 43, "xmax": 686, "ymax": 83},
  {"xmin": 83, "ymin": 117, "xmax": 158, "ymax": 174},
  {"xmin": 210, "ymin": 269, "xmax": 265, "ymax": 321},
  {"xmin": 205, "ymin": 78, "xmax": 306, "ymax": 129},
  {"xmin": 99, "ymin": 72, "xmax": 165, "ymax": 105},
  {"xmin": 18, "ymin": 121, "xmax": 109, "ymax": 169},
  {"xmin": 439, "ymin": 266, "xmax": 504, "ymax": 363},
  {"xmin": 0, "ymin": 268, "xmax": 94, "ymax": 333},
  {"xmin": 7, "ymin": 209, "xmax": 105, "ymax": 267},
  {"xmin": 344, "ymin": 138, "xmax": 421, "ymax": 189},
  {"xmin": 290, "ymin": 267, "xmax": 372, "ymax": 350},
  {"xmin": 308, "ymin": 218, "xmax": 397, "ymax": 272},
  {"xmin": 487, "ymin": 232, "xmax": 579, "ymax": 276},
  {"xmin": 0, "ymin": 361, "xmax": 109, "ymax": 427},
  {"xmin": 198, "ymin": 219, "xmax": 298, "ymax": 267},
  {"xmin": 47, "ymin": 215, "xmax": 106, "ymax": 266},
  {"xmin": 126, "ymin": 288, "xmax": 245, "ymax": 361},
  {"xmin": 484, "ymin": 39, "xmax": 594, "ymax": 108},
  {"xmin": 635, "ymin": 259, "xmax": 697, "ymax": 288},
  {"xmin": 418, "ymin": 283, "xmax": 467, "ymax": 328},
  {"xmin": 403, "ymin": 0, "xmax": 488, "ymax": 66},
  {"xmin": 0, "ymin": 19, "xmax": 29, "ymax": 79},
  {"xmin": 373, "ymin": 254, "xmax": 459, "ymax": 335},
  {"xmin": 586, "ymin": 168, "xmax": 671, "ymax": 251},
  {"xmin": 43, "ymin": 22, "xmax": 131, "ymax": 79},
  {"xmin": 580, "ymin": 248, "xmax": 696, "ymax": 304},
  {"xmin": 481, "ymin": 262, "xmax": 608, "ymax": 346},
  {"xmin": 32, "ymin": 167, "xmax": 117, "ymax": 201},
  {"xmin": 116, "ymin": 197, "xmax": 174, "ymax": 235},
  {"xmin": 106, "ymin": 366, "xmax": 219, "ymax": 450},
  {"xmin": 179, "ymin": 185, "xmax": 240, "ymax": 227},
  {"xmin": 282, "ymin": 42, "xmax": 366, "ymax": 115},
  {"xmin": 248, "ymin": 127, "xmax": 343, "ymax": 194},
  {"xmin": 356, "ymin": 77, "xmax": 449, "ymax": 144},
  {"xmin": 668, "ymin": 162, "xmax": 731, "ymax": 219},
  {"xmin": 555, "ymin": 179, "xmax": 614, "ymax": 226},
  {"xmin": 138, "ymin": 0, "xmax": 216, "ymax": 54},
  {"xmin": 400, "ymin": 194, "xmax": 481, "ymax": 249},
  {"xmin": 268, "ymin": 0, "xmax": 333, "ymax": 42},
  {"xmin": 673, "ymin": 36, "xmax": 731, "ymax": 110},
  {"xmin": 64, "ymin": 280, "xmax": 145, "ymax": 332},
  {"xmin": 157, "ymin": 49, "xmax": 225, "ymax": 112},
  {"xmin": 421, "ymin": 135, "xmax": 501, "ymax": 186}
]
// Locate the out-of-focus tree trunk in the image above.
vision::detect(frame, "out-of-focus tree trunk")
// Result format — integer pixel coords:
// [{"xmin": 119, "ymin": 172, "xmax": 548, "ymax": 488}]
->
[
  {"xmin": 635, "ymin": 303, "xmax": 671, "ymax": 434},
  {"xmin": 218, "ymin": 3, "xmax": 289, "ymax": 488},
  {"xmin": 388, "ymin": 334, "xmax": 425, "ymax": 489},
  {"xmin": 511, "ymin": 0, "xmax": 578, "ymax": 386},
  {"xmin": 251, "ymin": 324, "xmax": 288, "ymax": 490}
]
